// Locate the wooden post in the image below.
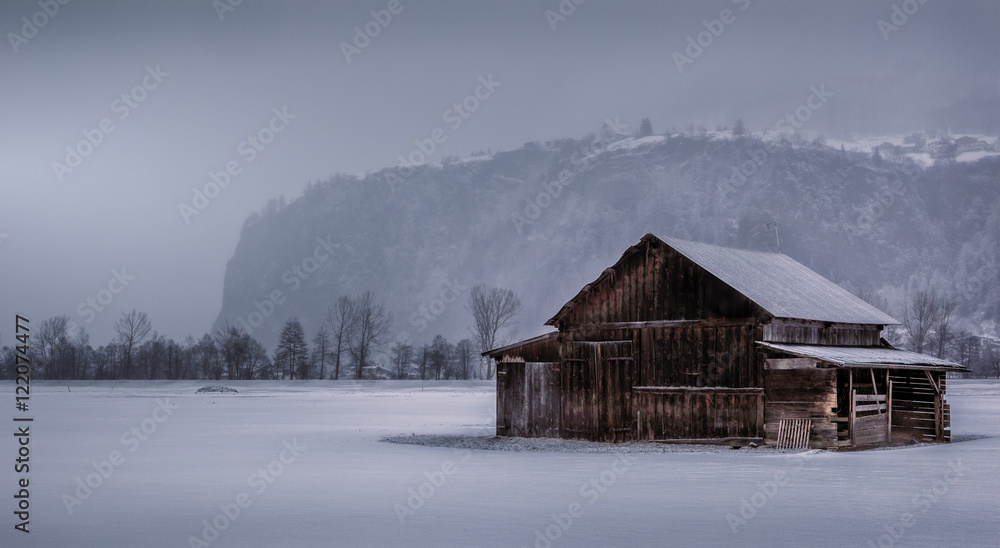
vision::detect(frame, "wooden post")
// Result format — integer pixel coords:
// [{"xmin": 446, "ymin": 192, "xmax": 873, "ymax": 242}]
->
[
  {"xmin": 850, "ymin": 388, "xmax": 857, "ymax": 447},
  {"xmin": 886, "ymin": 379, "xmax": 893, "ymax": 443},
  {"xmin": 848, "ymin": 370, "xmax": 854, "ymax": 446},
  {"xmin": 934, "ymin": 392, "xmax": 942, "ymax": 442}
]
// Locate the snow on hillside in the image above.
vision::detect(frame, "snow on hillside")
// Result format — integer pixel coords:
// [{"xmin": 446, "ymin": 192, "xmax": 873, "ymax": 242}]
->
[{"xmin": 4, "ymin": 379, "xmax": 998, "ymax": 547}]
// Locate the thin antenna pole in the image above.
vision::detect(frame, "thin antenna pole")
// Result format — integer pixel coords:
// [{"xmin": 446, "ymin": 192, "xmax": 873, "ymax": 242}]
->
[{"xmin": 767, "ymin": 222, "xmax": 780, "ymax": 253}]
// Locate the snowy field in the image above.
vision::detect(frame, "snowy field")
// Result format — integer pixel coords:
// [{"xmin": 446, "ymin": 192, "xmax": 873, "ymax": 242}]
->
[{"xmin": 2, "ymin": 379, "xmax": 998, "ymax": 547}]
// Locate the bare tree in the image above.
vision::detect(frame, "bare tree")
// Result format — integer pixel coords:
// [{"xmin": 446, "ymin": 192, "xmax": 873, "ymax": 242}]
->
[
  {"xmin": 73, "ymin": 326, "xmax": 91, "ymax": 380},
  {"xmin": 430, "ymin": 335, "xmax": 451, "ymax": 380},
  {"xmin": 38, "ymin": 315, "xmax": 70, "ymax": 379},
  {"xmin": 194, "ymin": 334, "xmax": 219, "ymax": 380},
  {"xmin": 455, "ymin": 338, "xmax": 476, "ymax": 380},
  {"xmin": 932, "ymin": 298, "xmax": 958, "ymax": 359},
  {"xmin": 856, "ymin": 287, "xmax": 889, "ymax": 313},
  {"xmin": 312, "ymin": 325, "xmax": 332, "ymax": 380},
  {"xmin": 244, "ymin": 336, "xmax": 272, "ymax": 380},
  {"xmin": 902, "ymin": 291, "xmax": 940, "ymax": 354},
  {"xmin": 215, "ymin": 323, "xmax": 243, "ymax": 380},
  {"xmin": 390, "ymin": 341, "xmax": 413, "ymax": 379},
  {"xmin": 348, "ymin": 291, "xmax": 393, "ymax": 379},
  {"xmin": 466, "ymin": 284, "xmax": 522, "ymax": 379},
  {"xmin": 986, "ymin": 350, "xmax": 1000, "ymax": 379},
  {"xmin": 115, "ymin": 309, "xmax": 152, "ymax": 379},
  {"xmin": 326, "ymin": 296, "xmax": 357, "ymax": 380},
  {"xmin": 952, "ymin": 331, "xmax": 978, "ymax": 371},
  {"xmin": 274, "ymin": 318, "xmax": 309, "ymax": 380},
  {"xmin": 417, "ymin": 344, "xmax": 429, "ymax": 380}
]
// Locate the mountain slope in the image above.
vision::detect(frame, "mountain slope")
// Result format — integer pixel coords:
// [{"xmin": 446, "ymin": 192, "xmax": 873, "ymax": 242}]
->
[{"xmin": 213, "ymin": 133, "xmax": 1000, "ymax": 353}]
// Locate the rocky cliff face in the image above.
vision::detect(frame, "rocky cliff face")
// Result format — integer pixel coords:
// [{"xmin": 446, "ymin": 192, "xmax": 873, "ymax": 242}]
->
[{"xmin": 213, "ymin": 132, "xmax": 1000, "ymax": 352}]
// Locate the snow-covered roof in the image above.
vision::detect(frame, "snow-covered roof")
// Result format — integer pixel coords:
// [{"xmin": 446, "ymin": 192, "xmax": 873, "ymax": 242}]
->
[
  {"xmin": 758, "ymin": 342, "xmax": 966, "ymax": 371},
  {"xmin": 660, "ymin": 236, "xmax": 899, "ymax": 325},
  {"xmin": 546, "ymin": 234, "xmax": 899, "ymax": 326}
]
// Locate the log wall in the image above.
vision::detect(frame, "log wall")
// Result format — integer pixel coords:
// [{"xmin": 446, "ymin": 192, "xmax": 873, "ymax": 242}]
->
[{"xmin": 763, "ymin": 361, "xmax": 838, "ymax": 449}]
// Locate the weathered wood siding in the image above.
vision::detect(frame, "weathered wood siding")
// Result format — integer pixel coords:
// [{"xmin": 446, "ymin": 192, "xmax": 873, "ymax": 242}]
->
[
  {"xmin": 496, "ymin": 361, "xmax": 560, "ymax": 438},
  {"xmin": 494, "ymin": 334, "xmax": 562, "ymax": 363},
  {"xmin": 636, "ymin": 323, "xmax": 761, "ymax": 388},
  {"xmin": 763, "ymin": 360, "xmax": 838, "ymax": 449},
  {"xmin": 552, "ymin": 238, "xmax": 759, "ymax": 329},
  {"xmin": 561, "ymin": 341, "xmax": 634, "ymax": 442},
  {"xmin": 634, "ymin": 388, "xmax": 763, "ymax": 440},
  {"xmin": 763, "ymin": 320, "xmax": 882, "ymax": 346}
]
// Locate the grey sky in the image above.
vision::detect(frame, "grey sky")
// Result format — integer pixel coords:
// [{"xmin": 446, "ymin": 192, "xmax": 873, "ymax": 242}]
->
[{"xmin": 2, "ymin": 0, "xmax": 997, "ymax": 344}]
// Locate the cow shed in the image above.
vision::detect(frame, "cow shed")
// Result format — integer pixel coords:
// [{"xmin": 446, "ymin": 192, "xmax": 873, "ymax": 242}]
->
[{"xmin": 484, "ymin": 234, "xmax": 966, "ymax": 449}]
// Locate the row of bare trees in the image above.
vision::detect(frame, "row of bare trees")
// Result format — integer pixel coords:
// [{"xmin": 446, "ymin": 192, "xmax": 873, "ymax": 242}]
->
[
  {"xmin": 386, "ymin": 335, "xmax": 479, "ymax": 380},
  {"xmin": 1, "ymin": 283, "xmax": 524, "ymax": 381},
  {"xmin": 858, "ymin": 287, "xmax": 999, "ymax": 377}
]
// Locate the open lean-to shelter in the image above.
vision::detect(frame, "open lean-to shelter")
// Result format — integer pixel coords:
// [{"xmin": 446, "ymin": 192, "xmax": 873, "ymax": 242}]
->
[{"xmin": 484, "ymin": 234, "xmax": 966, "ymax": 449}]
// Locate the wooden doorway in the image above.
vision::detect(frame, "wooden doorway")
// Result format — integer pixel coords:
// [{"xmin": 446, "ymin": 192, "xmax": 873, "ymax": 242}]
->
[
  {"xmin": 561, "ymin": 340, "xmax": 635, "ymax": 441},
  {"xmin": 849, "ymin": 368, "xmax": 893, "ymax": 446}
]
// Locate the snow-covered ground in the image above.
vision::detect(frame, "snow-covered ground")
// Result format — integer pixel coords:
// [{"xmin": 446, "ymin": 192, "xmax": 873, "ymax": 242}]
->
[{"xmin": 2, "ymin": 379, "xmax": 998, "ymax": 547}]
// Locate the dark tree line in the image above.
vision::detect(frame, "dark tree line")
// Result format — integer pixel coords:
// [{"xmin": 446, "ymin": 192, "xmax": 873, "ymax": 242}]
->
[
  {"xmin": 858, "ymin": 287, "xmax": 1000, "ymax": 378},
  {"xmin": 1, "ymin": 284, "xmax": 524, "ymax": 381}
]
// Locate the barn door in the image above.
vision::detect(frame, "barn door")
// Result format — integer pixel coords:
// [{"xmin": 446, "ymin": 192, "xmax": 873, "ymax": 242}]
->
[{"xmin": 561, "ymin": 341, "xmax": 634, "ymax": 441}]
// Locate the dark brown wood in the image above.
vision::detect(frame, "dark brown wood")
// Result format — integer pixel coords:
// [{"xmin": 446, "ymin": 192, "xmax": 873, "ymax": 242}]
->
[
  {"xmin": 652, "ymin": 437, "xmax": 763, "ymax": 446},
  {"xmin": 491, "ymin": 235, "xmax": 956, "ymax": 448}
]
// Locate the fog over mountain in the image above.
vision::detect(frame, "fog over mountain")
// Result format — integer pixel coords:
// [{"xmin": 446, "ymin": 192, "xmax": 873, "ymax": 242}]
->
[
  {"xmin": 3, "ymin": 0, "xmax": 1000, "ymax": 349},
  {"xmin": 213, "ymin": 131, "xmax": 1000, "ymax": 352}
]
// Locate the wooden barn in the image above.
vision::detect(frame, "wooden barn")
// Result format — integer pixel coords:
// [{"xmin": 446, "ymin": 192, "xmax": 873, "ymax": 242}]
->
[{"xmin": 485, "ymin": 234, "xmax": 966, "ymax": 449}]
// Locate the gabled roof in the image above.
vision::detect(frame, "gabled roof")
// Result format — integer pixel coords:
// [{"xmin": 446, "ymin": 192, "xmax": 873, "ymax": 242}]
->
[
  {"xmin": 758, "ymin": 342, "xmax": 966, "ymax": 372},
  {"xmin": 547, "ymin": 234, "xmax": 899, "ymax": 326}
]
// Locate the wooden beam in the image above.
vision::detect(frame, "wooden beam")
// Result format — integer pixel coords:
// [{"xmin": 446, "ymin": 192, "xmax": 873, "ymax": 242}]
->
[
  {"xmin": 924, "ymin": 370, "xmax": 941, "ymax": 394},
  {"xmin": 633, "ymin": 386, "xmax": 764, "ymax": 394},
  {"xmin": 651, "ymin": 437, "xmax": 763, "ymax": 446},
  {"xmin": 566, "ymin": 318, "xmax": 754, "ymax": 332}
]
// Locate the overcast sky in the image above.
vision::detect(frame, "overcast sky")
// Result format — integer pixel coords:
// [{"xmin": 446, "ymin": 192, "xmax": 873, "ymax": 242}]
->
[{"xmin": 2, "ymin": 0, "xmax": 998, "ymax": 345}]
